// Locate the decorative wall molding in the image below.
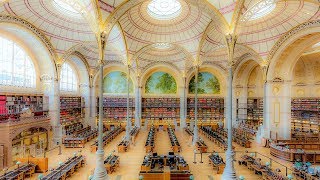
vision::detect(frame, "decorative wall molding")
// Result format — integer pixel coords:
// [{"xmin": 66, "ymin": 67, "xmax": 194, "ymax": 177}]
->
[
  {"xmin": 0, "ymin": 15, "xmax": 57, "ymax": 60},
  {"xmin": 267, "ymin": 19, "xmax": 320, "ymax": 63}
]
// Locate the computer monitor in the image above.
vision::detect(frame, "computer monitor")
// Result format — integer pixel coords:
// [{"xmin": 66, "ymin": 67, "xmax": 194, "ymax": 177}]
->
[{"xmin": 169, "ymin": 152, "xmax": 174, "ymax": 156}]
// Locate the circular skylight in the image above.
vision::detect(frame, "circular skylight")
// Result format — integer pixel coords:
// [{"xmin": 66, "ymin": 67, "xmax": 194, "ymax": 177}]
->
[
  {"xmin": 153, "ymin": 43, "xmax": 172, "ymax": 49},
  {"xmin": 53, "ymin": 0, "xmax": 82, "ymax": 18},
  {"xmin": 147, "ymin": 0, "xmax": 182, "ymax": 20},
  {"xmin": 242, "ymin": 0, "xmax": 276, "ymax": 21},
  {"xmin": 312, "ymin": 42, "xmax": 320, "ymax": 48}
]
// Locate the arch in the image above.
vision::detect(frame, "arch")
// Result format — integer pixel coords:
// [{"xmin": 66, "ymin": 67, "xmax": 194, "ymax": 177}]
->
[
  {"xmin": 267, "ymin": 20, "xmax": 320, "ymax": 81},
  {"xmin": 141, "ymin": 65, "xmax": 183, "ymax": 96},
  {"xmin": 0, "ymin": 19, "xmax": 56, "ymax": 92},
  {"xmin": 130, "ymin": 43, "xmax": 195, "ymax": 70},
  {"xmin": 186, "ymin": 64, "xmax": 227, "ymax": 96},
  {"xmin": 103, "ymin": 71, "xmax": 134, "ymax": 94},
  {"xmin": 102, "ymin": 0, "xmax": 229, "ymax": 49},
  {"xmin": 10, "ymin": 125, "xmax": 50, "ymax": 141}
]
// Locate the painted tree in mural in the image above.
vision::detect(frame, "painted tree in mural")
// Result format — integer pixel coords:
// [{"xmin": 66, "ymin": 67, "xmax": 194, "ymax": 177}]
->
[
  {"xmin": 145, "ymin": 72, "xmax": 177, "ymax": 94},
  {"xmin": 189, "ymin": 73, "xmax": 205, "ymax": 94},
  {"xmin": 189, "ymin": 72, "xmax": 220, "ymax": 94},
  {"xmin": 103, "ymin": 71, "xmax": 133, "ymax": 93}
]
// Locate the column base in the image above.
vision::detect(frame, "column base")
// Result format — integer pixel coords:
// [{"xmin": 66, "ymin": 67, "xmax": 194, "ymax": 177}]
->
[
  {"xmin": 222, "ymin": 150, "xmax": 237, "ymax": 180},
  {"xmin": 93, "ymin": 149, "xmax": 108, "ymax": 180}
]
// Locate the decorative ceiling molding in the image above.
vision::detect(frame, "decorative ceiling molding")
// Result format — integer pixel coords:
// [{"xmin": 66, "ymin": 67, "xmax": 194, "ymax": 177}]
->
[
  {"xmin": 102, "ymin": 0, "xmax": 229, "ymax": 46},
  {"xmin": 267, "ymin": 19, "xmax": 320, "ymax": 64},
  {"xmin": 0, "ymin": 14, "xmax": 58, "ymax": 61},
  {"xmin": 141, "ymin": 61, "xmax": 181, "ymax": 76}
]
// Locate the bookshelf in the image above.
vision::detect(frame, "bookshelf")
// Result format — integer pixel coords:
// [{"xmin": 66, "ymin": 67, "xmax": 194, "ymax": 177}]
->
[
  {"xmin": 60, "ymin": 96, "xmax": 85, "ymax": 125},
  {"xmin": 97, "ymin": 97, "xmax": 135, "ymax": 121},
  {"xmin": 142, "ymin": 98, "xmax": 180, "ymax": 124},
  {"xmin": 236, "ymin": 98, "xmax": 263, "ymax": 133},
  {"xmin": 0, "ymin": 94, "xmax": 49, "ymax": 123},
  {"xmin": 187, "ymin": 98, "xmax": 224, "ymax": 121},
  {"xmin": 291, "ymin": 98, "xmax": 320, "ymax": 137}
]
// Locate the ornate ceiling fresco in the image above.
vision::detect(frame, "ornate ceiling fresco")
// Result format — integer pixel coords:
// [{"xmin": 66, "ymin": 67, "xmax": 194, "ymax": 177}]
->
[{"xmin": 0, "ymin": 0, "xmax": 319, "ymax": 76}]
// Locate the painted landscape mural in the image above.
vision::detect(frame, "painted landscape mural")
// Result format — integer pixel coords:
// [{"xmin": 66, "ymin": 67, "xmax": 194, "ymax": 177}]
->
[
  {"xmin": 189, "ymin": 72, "xmax": 220, "ymax": 94},
  {"xmin": 103, "ymin": 71, "xmax": 133, "ymax": 93},
  {"xmin": 145, "ymin": 72, "xmax": 177, "ymax": 94}
]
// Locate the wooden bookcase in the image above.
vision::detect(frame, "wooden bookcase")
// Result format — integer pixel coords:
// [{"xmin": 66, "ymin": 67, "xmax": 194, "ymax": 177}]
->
[
  {"xmin": 142, "ymin": 98, "xmax": 180, "ymax": 122},
  {"xmin": 236, "ymin": 98, "xmax": 263, "ymax": 134},
  {"xmin": 291, "ymin": 98, "xmax": 320, "ymax": 137},
  {"xmin": 97, "ymin": 97, "xmax": 135, "ymax": 121},
  {"xmin": 187, "ymin": 98, "xmax": 224, "ymax": 121},
  {"xmin": 0, "ymin": 94, "xmax": 49, "ymax": 122},
  {"xmin": 60, "ymin": 96, "xmax": 85, "ymax": 125}
]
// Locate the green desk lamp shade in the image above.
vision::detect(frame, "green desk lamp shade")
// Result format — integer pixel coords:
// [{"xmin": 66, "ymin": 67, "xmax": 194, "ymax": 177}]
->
[
  {"xmin": 250, "ymin": 153, "xmax": 255, "ymax": 157},
  {"xmin": 139, "ymin": 175, "xmax": 143, "ymax": 180},
  {"xmin": 239, "ymin": 175, "xmax": 245, "ymax": 180},
  {"xmin": 16, "ymin": 161, "xmax": 21, "ymax": 165},
  {"xmin": 189, "ymin": 175, "xmax": 194, "ymax": 180},
  {"xmin": 59, "ymin": 161, "xmax": 63, "ymax": 166},
  {"xmin": 214, "ymin": 152, "xmax": 219, "ymax": 156},
  {"xmin": 38, "ymin": 174, "xmax": 43, "ymax": 180},
  {"xmin": 88, "ymin": 175, "xmax": 93, "ymax": 180},
  {"xmin": 306, "ymin": 162, "xmax": 312, "ymax": 166},
  {"xmin": 265, "ymin": 162, "xmax": 270, "ymax": 166},
  {"xmin": 73, "ymin": 152, "xmax": 77, "ymax": 157},
  {"xmin": 287, "ymin": 174, "xmax": 293, "ymax": 180}
]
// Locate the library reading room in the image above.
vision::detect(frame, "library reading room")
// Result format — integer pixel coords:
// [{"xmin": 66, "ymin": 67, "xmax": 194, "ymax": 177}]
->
[{"xmin": 0, "ymin": 0, "xmax": 320, "ymax": 180}]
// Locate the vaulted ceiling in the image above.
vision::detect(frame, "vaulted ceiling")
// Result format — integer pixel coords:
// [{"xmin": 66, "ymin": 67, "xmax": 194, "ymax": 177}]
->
[{"xmin": 0, "ymin": 0, "xmax": 319, "ymax": 76}]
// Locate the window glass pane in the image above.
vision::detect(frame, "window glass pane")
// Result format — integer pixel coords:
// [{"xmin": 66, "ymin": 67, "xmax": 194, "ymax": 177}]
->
[
  {"xmin": 0, "ymin": 36, "xmax": 36, "ymax": 88},
  {"xmin": 60, "ymin": 62, "xmax": 78, "ymax": 92}
]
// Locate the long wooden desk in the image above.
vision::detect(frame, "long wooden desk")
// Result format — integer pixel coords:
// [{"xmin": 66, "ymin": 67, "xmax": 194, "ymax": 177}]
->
[
  {"xmin": 196, "ymin": 140, "xmax": 208, "ymax": 153},
  {"xmin": 270, "ymin": 143, "xmax": 320, "ymax": 163},
  {"xmin": 42, "ymin": 155, "xmax": 85, "ymax": 180},
  {"xmin": 118, "ymin": 140, "xmax": 129, "ymax": 153},
  {"xmin": 0, "ymin": 163, "xmax": 36, "ymax": 180},
  {"xmin": 208, "ymin": 154, "xmax": 225, "ymax": 174},
  {"xmin": 145, "ymin": 127, "xmax": 156, "ymax": 153},
  {"xmin": 167, "ymin": 126, "xmax": 181, "ymax": 153},
  {"xmin": 90, "ymin": 127, "xmax": 124, "ymax": 152},
  {"xmin": 104, "ymin": 155, "xmax": 120, "ymax": 174},
  {"xmin": 140, "ymin": 154, "xmax": 192, "ymax": 180}
]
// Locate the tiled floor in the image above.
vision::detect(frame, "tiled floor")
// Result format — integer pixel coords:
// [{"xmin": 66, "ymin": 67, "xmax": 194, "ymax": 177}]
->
[{"xmin": 32, "ymin": 128, "xmax": 296, "ymax": 179}]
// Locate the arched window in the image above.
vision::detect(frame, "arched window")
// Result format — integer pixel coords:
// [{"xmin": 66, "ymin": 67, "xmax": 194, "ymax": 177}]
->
[
  {"xmin": 0, "ymin": 36, "xmax": 36, "ymax": 88},
  {"xmin": 60, "ymin": 62, "xmax": 78, "ymax": 92}
]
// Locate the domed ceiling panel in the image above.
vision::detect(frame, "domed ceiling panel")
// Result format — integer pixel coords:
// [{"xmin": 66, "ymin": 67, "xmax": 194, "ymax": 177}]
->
[
  {"xmin": 106, "ymin": 24, "xmax": 127, "ymax": 61},
  {"xmin": 0, "ymin": 0, "xmax": 96, "ymax": 56},
  {"xmin": 206, "ymin": 0, "xmax": 236, "ymax": 24},
  {"xmin": 118, "ymin": 0, "xmax": 212, "ymax": 61},
  {"xmin": 98, "ymin": 0, "xmax": 117, "ymax": 20},
  {"xmin": 238, "ymin": 0, "xmax": 319, "ymax": 58}
]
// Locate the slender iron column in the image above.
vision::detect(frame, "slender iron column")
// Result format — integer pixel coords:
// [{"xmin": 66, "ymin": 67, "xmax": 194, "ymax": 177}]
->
[
  {"xmin": 222, "ymin": 34, "xmax": 237, "ymax": 179},
  {"xmin": 125, "ymin": 66, "xmax": 131, "ymax": 141},
  {"xmin": 93, "ymin": 33, "xmax": 108, "ymax": 180},
  {"xmin": 193, "ymin": 66, "xmax": 199, "ymax": 145}
]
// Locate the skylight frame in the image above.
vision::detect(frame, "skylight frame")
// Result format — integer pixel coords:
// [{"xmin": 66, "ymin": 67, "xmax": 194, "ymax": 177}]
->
[
  {"xmin": 242, "ymin": 0, "xmax": 276, "ymax": 21},
  {"xmin": 147, "ymin": 0, "xmax": 182, "ymax": 20},
  {"xmin": 52, "ymin": 0, "xmax": 83, "ymax": 18}
]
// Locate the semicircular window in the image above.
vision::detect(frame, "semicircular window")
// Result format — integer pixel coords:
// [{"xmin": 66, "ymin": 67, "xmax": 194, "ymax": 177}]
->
[
  {"xmin": 103, "ymin": 71, "xmax": 134, "ymax": 94},
  {"xmin": 0, "ymin": 36, "xmax": 36, "ymax": 88},
  {"xmin": 189, "ymin": 72, "xmax": 220, "ymax": 94},
  {"xmin": 145, "ymin": 72, "xmax": 177, "ymax": 94}
]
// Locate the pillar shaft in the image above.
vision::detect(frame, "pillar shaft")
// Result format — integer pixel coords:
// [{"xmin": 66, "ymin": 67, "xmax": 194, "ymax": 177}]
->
[
  {"xmin": 93, "ymin": 63, "xmax": 108, "ymax": 179},
  {"xmin": 222, "ymin": 67, "xmax": 237, "ymax": 179},
  {"xmin": 51, "ymin": 79, "xmax": 62, "ymax": 146},
  {"xmin": 193, "ymin": 67, "xmax": 199, "ymax": 145},
  {"xmin": 125, "ymin": 68, "xmax": 131, "ymax": 141}
]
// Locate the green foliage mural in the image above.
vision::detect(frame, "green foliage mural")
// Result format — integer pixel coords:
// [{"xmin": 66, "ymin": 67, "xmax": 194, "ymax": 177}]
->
[
  {"xmin": 145, "ymin": 72, "xmax": 177, "ymax": 94},
  {"xmin": 103, "ymin": 71, "xmax": 133, "ymax": 94},
  {"xmin": 189, "ymin": 72, "xmax": 220, "ymax": 94}
]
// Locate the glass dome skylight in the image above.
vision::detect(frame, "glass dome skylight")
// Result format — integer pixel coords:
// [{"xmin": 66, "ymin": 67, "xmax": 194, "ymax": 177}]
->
[
  {"xmin": 312, "ymin": 42, "xmax": 320, "ymax": 48},
  {"xmin": 242, "ymin": 0, "xmax": 276, "ymax": 21},
  {"xmin": 153, "ymin": 43, "xmax": 172, "ymax": 49},
  {"xmin": 147, "ymin": 0, "xmax": 182, "ymax": 20},
  {"xmin": 53, "ymin": 0, "xmax": 82, "ymax": 18}
]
